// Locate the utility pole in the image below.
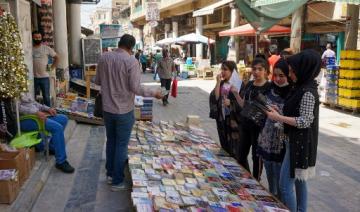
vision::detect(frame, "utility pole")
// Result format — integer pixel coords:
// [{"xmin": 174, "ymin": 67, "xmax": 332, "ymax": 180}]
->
[
  {"xmin": 290, "ymin": 5, "xmax": 305, "ymax": 53},
  {"xmin": 344, "ymin": 4, "xmax": 359, "ymax": 50}
]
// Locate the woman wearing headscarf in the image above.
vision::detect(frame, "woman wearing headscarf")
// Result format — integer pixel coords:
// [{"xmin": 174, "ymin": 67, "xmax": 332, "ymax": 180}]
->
[
  {"xmin": 257, "ymin": 58, "xmax": 291, "ymax": 198},
  {"xmin": 209, "ymin": 61, "xmax": 244, "ymax": 158},
  {"xmin": 265, "ymin": 49, "xmax": 321, "ymax": 212}
]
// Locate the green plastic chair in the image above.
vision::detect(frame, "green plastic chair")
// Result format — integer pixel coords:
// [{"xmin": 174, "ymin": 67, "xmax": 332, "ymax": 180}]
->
[{"xmin": 18, "ymin": 115, "xmax": 51, "ymax": 160}]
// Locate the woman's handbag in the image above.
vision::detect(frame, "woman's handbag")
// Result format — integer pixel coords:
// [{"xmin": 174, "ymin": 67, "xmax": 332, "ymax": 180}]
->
[{"xmin": 94, "ymin": 94, "xmax": 103, "ymax": 118}]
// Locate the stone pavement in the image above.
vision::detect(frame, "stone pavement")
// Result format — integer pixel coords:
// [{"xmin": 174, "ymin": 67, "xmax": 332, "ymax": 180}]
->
[{"xmin": 14, "ymin": 73, "xmax": 359, "ymax": 212}]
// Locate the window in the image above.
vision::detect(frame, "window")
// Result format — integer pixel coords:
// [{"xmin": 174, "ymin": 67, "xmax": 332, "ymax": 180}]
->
[
  {"xmin": 208, "ymin": 8, "xmax": 222, "ymax": 24},
  {"xmin": 98, "ymin": 14, "xmax": 101, "ymax": 19}
]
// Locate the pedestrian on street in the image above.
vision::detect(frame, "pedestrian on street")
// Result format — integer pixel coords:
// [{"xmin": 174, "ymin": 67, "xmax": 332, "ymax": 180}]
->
[
  {"xmin": 256, "ymin": 58, "xmax": 291, "ymax": 198},
  {"xmin": 157, "ymin": 49, "xmax": 176, "ymax": 106},
  {"xmin": 32, "ymin": 31, "xmax": 59, "ymax": 107},
  {"xmin": 210, "ymin": 61, "xmax": 244, "ymax": 158},
  {"xmin": 236, "ymin": 57, "xmax": 271, "ymax": 180},
  {"xmin": 153, "ymin": 49, "xmax": 163, "ymax": 80},
  {"xmin": 321, "ymin": 43, "xmax": 336, "ymax": 65},
  {"xmin": 140, "ymin": 50, "xmax": 148, "ymax": 73},
  {"xmin": 268, "ymin": 44, "xmax": 281, "ymax": 80},
  {"xmin": 19, "ymin": 93, "xmax": 74, "ymax": 173},
  {"xmin": 265, "ymin": 49, "xmax": 321, "ymax": 212},
  {"xmin": 95, "ymin": 34, "xmax": 162, "ymax": 191}
]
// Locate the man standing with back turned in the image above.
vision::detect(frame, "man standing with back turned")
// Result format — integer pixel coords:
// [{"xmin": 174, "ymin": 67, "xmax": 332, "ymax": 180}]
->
[{"xmin": 95, "ymin": 34, "xmax": 162, "ymax": 191}]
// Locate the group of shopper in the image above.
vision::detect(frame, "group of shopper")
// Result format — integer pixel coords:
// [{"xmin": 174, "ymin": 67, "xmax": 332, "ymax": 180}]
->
[{"xmin": 211, "ymin": 49, "xmax": 321, "ymax": 212}]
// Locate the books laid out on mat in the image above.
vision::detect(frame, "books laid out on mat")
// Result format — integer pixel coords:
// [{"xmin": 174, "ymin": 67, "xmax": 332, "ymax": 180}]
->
[{"xmin": 128, "ymin": 121, "xmax": 288, "ymax": 212}]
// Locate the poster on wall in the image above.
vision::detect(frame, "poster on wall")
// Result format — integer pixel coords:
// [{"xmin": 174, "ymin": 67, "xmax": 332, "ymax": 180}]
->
[
  {"xmin": 100, "ymin": 24, "xmax": 122, "ymax": 48},
  {"xmin": 145, "ymin": 0, "xmax": 160, "ymax": 22}
]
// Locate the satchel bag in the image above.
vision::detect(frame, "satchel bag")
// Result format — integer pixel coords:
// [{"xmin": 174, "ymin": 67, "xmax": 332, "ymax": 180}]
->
[{"xmin": 94, "ymin": 93, "xmax": 103, "ymax": 118}]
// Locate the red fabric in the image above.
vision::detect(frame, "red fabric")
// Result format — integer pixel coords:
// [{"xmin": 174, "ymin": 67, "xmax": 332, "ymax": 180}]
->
[
  {"xmin": 219, "ymin": 24, "xmax": 291, "ymax": 37},
  {"xmin": 171, "ymin": 78, "xmax": 178, "ymax": 98}
]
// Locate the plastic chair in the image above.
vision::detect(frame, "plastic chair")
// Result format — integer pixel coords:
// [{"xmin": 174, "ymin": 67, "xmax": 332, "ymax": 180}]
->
[{"xmin": 19, "ymin": 115, "xmax": 51, "ymax": 161}]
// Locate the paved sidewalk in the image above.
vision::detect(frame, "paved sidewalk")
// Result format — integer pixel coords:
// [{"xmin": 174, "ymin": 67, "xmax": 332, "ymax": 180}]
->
[{"xmin": 26, "ymin": 73, "xmax": 359, "ymax": 212}]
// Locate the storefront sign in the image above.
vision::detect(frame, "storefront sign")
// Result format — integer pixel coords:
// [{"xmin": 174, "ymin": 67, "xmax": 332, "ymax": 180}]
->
[
  {"xmin": 100, "ymin": 24, "xmax": 123, "ymax": 48},
  {"xmin": 145, "ymin": 0, "xmax": 160, "ymax": 21}
]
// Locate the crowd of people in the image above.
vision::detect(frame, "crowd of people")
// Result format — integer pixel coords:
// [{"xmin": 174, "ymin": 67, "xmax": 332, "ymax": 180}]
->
[
  {"xmin": 20, "ymin": 31, "xmax": 321, "ymax": 210},
  {"xmin": 210, "ymin": 48, "xmax": 321, "ymax": 212}
]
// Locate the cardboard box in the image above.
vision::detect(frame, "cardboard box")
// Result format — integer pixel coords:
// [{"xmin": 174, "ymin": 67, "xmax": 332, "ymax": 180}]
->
[
  {"xmin": 0, "ymin": 150, "xmax": 27, "ymax": 186},
  {"xmin": 20, "ymin": 148, "xmax": 35, "ymax": 177},
  {"xmin": 0, "ymin": 170, "xmax": 20, "ymax": 204}
]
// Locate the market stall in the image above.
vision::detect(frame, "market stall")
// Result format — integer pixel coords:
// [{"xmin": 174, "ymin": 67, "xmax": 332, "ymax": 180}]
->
[{"xmin": 128, "ymin": 121, "xmax": 289, "ymax": 211}]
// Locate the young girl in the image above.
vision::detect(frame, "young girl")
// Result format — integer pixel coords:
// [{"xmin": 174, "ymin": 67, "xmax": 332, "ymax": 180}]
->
[
  {"xmin": 232, "ymin": 57, "xmax": 271, "ymax": 180},
  {"xmin": 210, "ymin": 61, "xmax": 243, "ymax": 158},
  {"xmin": 266, "ymin": 50, "xmax": 321, "ymax": 212},
  {"xmin": 257, "ymin": 58, "xmax": 291, "ymax": 197}
]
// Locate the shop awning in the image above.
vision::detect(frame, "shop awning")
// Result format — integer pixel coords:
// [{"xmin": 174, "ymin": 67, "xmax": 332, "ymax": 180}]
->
[
  {"xmin": 235, "ymin": 0, "xmax": 307, "ymax": 32},
  {"xmin": 193, "ymin": 0, "xmax": 233, "ymax": 17},
  {"xmin": 251, "ymin": 0, "xmax": 360, "ymax": 7},
  {"xmin": 176, "ymin": 33, "xmax": 215, "ymax": 44},
  {"xmin": 219, "ymin": 24, "xmax": 291, "ymax": 36},
  {"xmin": 315, "ymin": 0, "xmax": 360, "ymax": 4}
]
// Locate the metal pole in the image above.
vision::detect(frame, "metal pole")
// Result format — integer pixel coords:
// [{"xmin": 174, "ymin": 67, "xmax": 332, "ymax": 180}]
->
[
  {"xmin": 16, "ymin": 98, "xmax": 21, "ymax": 136},
  {"xmin": 255, "ymin": 32, "xmax": 258, "ymax": 55}
]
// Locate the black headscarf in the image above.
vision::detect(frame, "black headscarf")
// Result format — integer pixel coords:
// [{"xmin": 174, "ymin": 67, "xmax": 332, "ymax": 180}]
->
[
  {"xmin": 286, "ymin": 49, "xmax": 321, "ymax": 87},
  {"xmin": 272, "ymin": 58, "xmax": 291, "ymax": 98}
]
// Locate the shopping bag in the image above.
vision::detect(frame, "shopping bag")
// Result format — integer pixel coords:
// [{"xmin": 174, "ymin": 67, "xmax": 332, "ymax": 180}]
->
[
  {"xmin": 10, "ymin": 131, "xmax": 41, "ymax": 148},
  {"xmin": 171, "ymin": 77, "xmax": 178, "ymax": 98}
]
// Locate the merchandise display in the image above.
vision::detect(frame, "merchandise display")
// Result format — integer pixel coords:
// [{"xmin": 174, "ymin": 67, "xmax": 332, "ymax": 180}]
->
[
  {"xmin": 135, "ymin": 96, "xmax": 153, "ymax": 121},
  {"xmin": 128, "ymin": 121, "xmax": 288, "ymax": 211},
  {"xmin": 56, "ymin": 93, "xmax": 103, "ymax": 125},
  {"xmin": 338, "ymin": 50, "xmax": 360, "ymax": 109}
]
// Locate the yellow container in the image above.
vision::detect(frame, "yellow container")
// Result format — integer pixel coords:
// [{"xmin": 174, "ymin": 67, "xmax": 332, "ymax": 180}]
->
[
  {"xmin": 347, "ymin": 50, "xmax": 360, "ymax": 59},
  {"xmin": 340, "ymin": 60, "xmax": 360, "ymax": 69},
  {"xmin": 338, "ymin": 88, "xmax": 360, "ymax": 98},
  {"xmin": 338, "ymin": 97, "xmax": 360, "ymax": 108},
  {"xmin": 340, "ymin": 50, "xmax": 347, "ymax": 59},
  {"xmin": 339, "ymin": 69, "xmax": 360, "ymax": 79},
  {"xmin": 338, "ymin": 79, "xmax": 360, "ymax": 89}
]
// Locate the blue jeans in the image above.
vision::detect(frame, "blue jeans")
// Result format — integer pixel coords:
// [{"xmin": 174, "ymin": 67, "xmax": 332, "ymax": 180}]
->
[
  {"xmin": 280, "ymin": 141, "xmax": 308, "ymax": 212},
  {"xmin": 264, "ymin": 160, "xmax": 282, "ymax": 198},
  {"xmin": 20, "ymin": 114, "xmax": 68, "ymax": 164},
  {"xmin": 34, "ymin": 77, "xmax": 51, "ymax": 107},
  {"xmin": 103, "ymin": 110, "xmax": 135, "ymax": 185}
]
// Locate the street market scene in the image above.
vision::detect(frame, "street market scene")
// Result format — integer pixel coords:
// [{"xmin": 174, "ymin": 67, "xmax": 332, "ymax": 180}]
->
[{"xmin": 0, "ymin": 0, "xmax": 360, "ymax": 211}]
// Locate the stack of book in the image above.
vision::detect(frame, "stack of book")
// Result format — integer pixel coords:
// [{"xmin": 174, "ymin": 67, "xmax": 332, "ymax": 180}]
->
[
  {"xmin": 128, "ymin": 121, "xmax": 289, "ymax": 212},
  {"xmin": 135, "ymin": 97, "xmax": 153, "ymax": 121}
]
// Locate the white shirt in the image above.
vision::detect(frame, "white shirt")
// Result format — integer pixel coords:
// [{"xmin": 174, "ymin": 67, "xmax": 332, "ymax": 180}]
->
[{"xmin": 321, "ymin": 49, "xmax": 335, "ymax": 59}]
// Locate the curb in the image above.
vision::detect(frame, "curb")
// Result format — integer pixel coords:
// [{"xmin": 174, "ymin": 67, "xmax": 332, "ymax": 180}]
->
[{"xmin": 0, "ymin": 120, "xmax": 77, "ymax": 212}]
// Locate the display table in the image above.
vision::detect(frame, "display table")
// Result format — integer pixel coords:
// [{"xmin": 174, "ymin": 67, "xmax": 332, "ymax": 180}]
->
[{"xmin": 128, "ymin": 121, "xmax": 288, "ymax": 211}]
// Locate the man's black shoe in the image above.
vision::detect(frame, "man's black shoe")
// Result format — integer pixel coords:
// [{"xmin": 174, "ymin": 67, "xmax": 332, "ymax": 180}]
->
[{"xmin": 55, "ymin": 161, "xmax": 75, "ymax": 173}]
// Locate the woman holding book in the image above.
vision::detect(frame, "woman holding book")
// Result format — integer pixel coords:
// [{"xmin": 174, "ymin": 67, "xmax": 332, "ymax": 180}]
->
[
  {"xmin": 265, "ymin": 49, "xmax": 321, "ymax": 212},
  {"xmin": 256, "ymin": 58, "xmax": 291, "ymax": 198},
  {"xmin": 231, "ymin": 57, "xmax": 271, "ymax": 180}
]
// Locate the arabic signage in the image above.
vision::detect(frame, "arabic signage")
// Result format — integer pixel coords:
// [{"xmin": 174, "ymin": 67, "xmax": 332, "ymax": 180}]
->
[
  {"xmin": 145, "ymin": 0, "xmax": 160, "ymax": 21},
  {"xmin": 100, "ymin": 24, "xmax": 123, "ymax": 48}
]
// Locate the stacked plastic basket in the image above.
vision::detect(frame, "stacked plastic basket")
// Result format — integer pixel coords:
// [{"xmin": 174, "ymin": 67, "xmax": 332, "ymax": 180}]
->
[
  {"xmin": 338, "ymin": 50, "xmax": 360, "ymax": 109},
  {"xmin": 323, "ymin": 61, "xmax": 339, "ymax": 105}
]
